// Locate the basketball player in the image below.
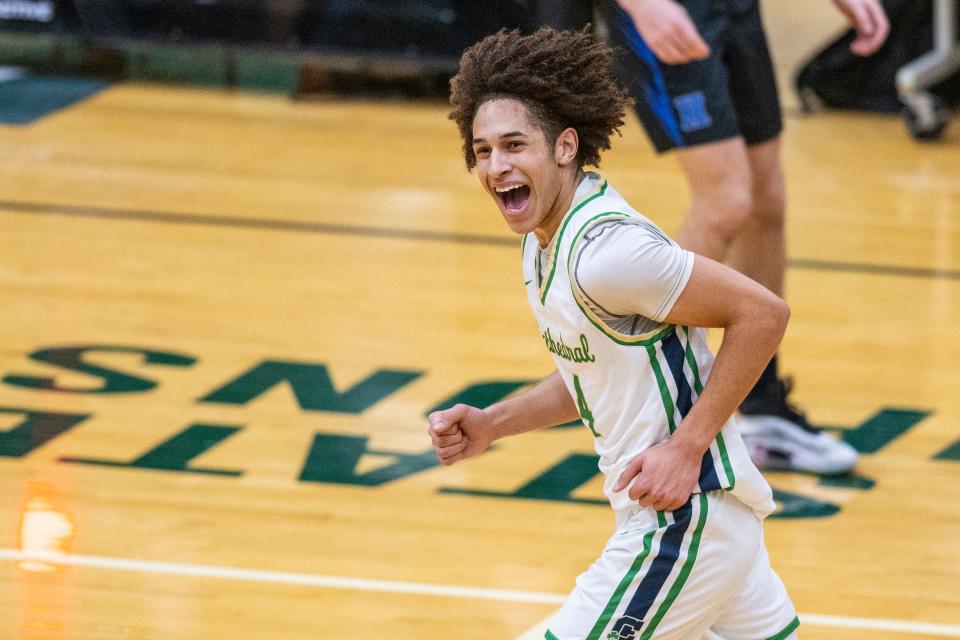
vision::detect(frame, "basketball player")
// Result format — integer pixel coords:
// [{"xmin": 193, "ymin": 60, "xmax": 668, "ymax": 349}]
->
[
  {"xmin": 429, "ymin": 27, "xmax": 799, "ymax": 639},
  {"xmin": 595, "ymin": 0, "xmax": 888, "ymax": 474}
]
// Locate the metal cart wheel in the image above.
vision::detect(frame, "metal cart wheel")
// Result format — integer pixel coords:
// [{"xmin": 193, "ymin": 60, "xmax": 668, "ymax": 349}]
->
[
  {"xmin": 902, "ymin": 92, "xmax": 951, "ymax": 140},
  {"xmin": 896, "ymin": 0, "xmax": 960, "ymax": 141}
]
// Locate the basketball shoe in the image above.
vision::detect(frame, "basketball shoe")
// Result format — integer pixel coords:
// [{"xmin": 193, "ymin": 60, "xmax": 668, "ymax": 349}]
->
[{"xmin": 737, "ymin": 377, "xmax": 858, "ymax": 475}]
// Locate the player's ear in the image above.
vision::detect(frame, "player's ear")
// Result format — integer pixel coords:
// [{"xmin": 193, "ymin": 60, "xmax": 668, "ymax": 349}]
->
[{"xmin": 555, "ymin": 127, "xmax": 579, "ymax": 167}]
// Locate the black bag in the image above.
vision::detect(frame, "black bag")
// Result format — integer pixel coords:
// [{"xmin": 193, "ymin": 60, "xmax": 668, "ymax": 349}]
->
[{"xmin": 795, "ymin": 0, "xmax": 960, "ymax": 112}]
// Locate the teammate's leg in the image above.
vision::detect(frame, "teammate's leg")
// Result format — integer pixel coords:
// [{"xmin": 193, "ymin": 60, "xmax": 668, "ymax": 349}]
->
[
  {"xmin": 730, "ymin": 137, "xmax": 859, "ymax": 474},
  {"xmin": 719, "ymin": 0, "xmax": 786, "ymax": 299},
  {"xmin": 693, "ymin": 0, "xmax": 856, "ymax": 475},
  {"xmin": 726, "ymin": 137, "xmax": 786, "ymax": 297},
  {"xmin": 673, "ymin": 137, "xmax": 753, "ymax": 262},
  {"xmin": 604, "ymin": 0, "xmax": 857, "ymax": 474}
]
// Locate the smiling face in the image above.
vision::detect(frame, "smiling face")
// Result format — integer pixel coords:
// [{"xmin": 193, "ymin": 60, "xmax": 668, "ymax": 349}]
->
[{"xmin": 471, "ymin": 98, "xmax": 580, "ymax": 244}]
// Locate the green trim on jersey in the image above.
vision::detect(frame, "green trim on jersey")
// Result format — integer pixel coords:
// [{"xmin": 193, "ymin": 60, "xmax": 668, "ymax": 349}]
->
[
  {"xmin": 573, "ymin": 374, "xmax": 601, "ymax": 437},
  {"xmin": 766, "ymin": 616, "xmax": 800, "ymax": 640},
  {"xmin": 714, "ymin": 431, "xmax": 736, "ymax": 489},
  {"xmin": 646, "ymin": 341, "xmax": 678, "ymax": 434},
  {"xmin": 565, "ymin": 211, "xmax": 680, "ymax": 346},
  {"xmin": 680, "ymin": 327, "xmax": 704, "ymax": 395},
  {"xmin": 637, "ymin": 493, "xmax": 709, "ymax": 640},
  {"xmin": 584, "ymin": 527, "xmax": 659, "ymax": 640},
  {"xmin": 544, "ymin": 630, "xmax": 560, "ymax": 640},
  {"xmin": 681, "ymin": 327, "xmax": 735, "ymax": 488},
  {"xmin": 538, "ymin": 178, "xmax": 608, "ymax": 305}
]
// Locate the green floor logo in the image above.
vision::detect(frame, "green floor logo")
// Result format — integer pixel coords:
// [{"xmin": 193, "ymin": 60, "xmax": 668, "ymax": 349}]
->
[{"xmin": 0, "ymin": 343, "xmax": 942, "ymax": 519}]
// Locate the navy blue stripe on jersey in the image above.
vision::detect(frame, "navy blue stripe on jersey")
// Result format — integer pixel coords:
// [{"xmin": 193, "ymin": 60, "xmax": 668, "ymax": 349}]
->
[
  {"xmin": 696, "ymin": 448, "xmax": 723, "ymax": 490},
  {"xmin": 661, "ymin": 331, "xmax": 722, "ymax": 491},
  {"xmin": 614, "ymin": 5, "xmax": 684, "ymax": 147},
  {"xmin": 662, "ymin": 332, "xmax": 693, "ymax": 417},
  {"xmin": 612, "ymin": 500, "xmax": 693, "ymax": 634}
]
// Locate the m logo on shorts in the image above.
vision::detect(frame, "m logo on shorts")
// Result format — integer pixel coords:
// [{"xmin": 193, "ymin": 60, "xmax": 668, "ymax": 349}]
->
[
  {"xmin": 673, "ymin": 91, "xmax": 713, "ymax": 132},
  {"xmin": 607, "ymin": 615, "xmax": 643, "ymax": 640}
]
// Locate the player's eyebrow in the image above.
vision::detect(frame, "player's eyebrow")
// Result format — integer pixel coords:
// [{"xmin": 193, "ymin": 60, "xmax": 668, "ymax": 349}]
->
[{"xmin": 472, "ymin": 131, "xmax": 527, "ymax": 145}]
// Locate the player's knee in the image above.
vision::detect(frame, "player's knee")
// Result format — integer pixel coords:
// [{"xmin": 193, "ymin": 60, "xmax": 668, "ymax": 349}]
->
[{"xmin": 692, "ymin": 184, "xmax": 753, "ymax": 241}]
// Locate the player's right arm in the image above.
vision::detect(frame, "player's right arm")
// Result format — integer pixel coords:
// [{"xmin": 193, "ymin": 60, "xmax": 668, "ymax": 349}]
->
[
  {"xmin": 427, "ymin": 370, "xmax": 578, "ymax": 466},
  {"xmin": 614, "ymin": 0, "xmax": 710, "ymax": 64}
]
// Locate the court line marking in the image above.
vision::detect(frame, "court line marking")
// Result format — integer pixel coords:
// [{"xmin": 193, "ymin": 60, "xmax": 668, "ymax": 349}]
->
[
  {"xmin": 0, "ymin": 549, "xmax": 563, "ymax": 603},
  {"xmin": 515, "ymin": 611, "xmax": 960, "ymax": 639},
  {"xmin": 1, "ymin": 202, "xmax": 958, "ymax": 280},
  {"xmin": 1, "ymin": 549, "xmax": 958, "ymax": 637},
  {"xmin": 0, "ymin": 200, "xmax": 518, "ymax": 247}
]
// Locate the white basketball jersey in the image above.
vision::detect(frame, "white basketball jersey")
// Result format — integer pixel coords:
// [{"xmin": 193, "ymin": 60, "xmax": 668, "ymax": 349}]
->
[{"xmin": 522, "ymin": 175, "xmax": 775, "ymax": 518}]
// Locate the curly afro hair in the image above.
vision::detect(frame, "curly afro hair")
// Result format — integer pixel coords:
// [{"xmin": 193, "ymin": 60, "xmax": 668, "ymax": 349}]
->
[{"xmin": 449, "ymin": 26, "xmax": 632, "ymax": 171}]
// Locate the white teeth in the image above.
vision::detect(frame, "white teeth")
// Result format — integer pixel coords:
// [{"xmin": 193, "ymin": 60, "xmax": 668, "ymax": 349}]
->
[{"xmin": 495, "ymin": 184, "xmax": 525, "ymax": 193}]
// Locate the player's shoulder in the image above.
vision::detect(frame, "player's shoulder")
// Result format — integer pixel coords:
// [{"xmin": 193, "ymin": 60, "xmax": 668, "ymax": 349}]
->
[
  {"xmin": 571, "ymin": 218, "xmax": 675, "ymax": 283},
  {"xmin": 574, "ymin": 189, "xmax": 675, "ymax": 252},
  {"xmin": 569, "ymin": 186, "xmax": 683, "ymax": 280}
]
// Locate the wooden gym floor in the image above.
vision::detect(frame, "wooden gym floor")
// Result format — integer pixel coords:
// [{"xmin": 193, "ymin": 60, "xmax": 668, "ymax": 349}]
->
[{"xmin": 0, "ymin": 3, "xmax": 958, "ymax": 639}]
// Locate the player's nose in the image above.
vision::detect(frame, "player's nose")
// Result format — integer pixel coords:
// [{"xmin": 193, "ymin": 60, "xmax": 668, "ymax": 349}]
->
[{"xmin": 488, "ymin": 148, "xmax": 512, "ymax": 176}]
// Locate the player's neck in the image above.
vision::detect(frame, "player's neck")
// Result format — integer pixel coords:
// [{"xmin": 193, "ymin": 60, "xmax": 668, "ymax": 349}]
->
[{"xmin": 534, "ymin": 169, "xmax": 586, "ymax": 248}]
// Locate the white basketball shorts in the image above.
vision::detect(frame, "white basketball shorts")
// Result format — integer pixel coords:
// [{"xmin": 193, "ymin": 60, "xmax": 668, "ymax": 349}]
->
[{"xmin": 545, "ymin": 490, "xmax": 798, "ymax": 640}]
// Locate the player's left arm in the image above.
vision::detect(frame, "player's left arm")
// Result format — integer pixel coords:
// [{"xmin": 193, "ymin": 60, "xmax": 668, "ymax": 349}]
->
[
  {"xmin": 427, "ymin": 370, "xmax": 579, "ymax": 466},
  {"xmin": 831, "ymin": 0, "xmax": 890, "ymax": 56},
  {"xmin": 614, "ymin": 254, "xmax": 789, "ymax": 510}
]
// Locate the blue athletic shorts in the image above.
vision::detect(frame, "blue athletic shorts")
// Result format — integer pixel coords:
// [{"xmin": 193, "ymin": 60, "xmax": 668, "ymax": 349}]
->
[{"xmin": 602, "ymin": 0, "xmax": 783, "ymax": 153}]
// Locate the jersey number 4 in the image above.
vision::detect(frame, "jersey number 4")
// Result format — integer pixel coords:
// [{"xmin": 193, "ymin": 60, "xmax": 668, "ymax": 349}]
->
[{"xmin": 573, "ymin": 375, "xmax": 600, "ymax": 438}]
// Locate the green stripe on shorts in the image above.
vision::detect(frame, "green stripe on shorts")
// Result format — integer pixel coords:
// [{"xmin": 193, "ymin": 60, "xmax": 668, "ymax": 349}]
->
[
  {"xmin": 584, "ymin": 528, "xmax": 659, "ymax": 640},
  {"xmin": 766, "ymin": 615, "xmax": 800, "ymax": 640}
]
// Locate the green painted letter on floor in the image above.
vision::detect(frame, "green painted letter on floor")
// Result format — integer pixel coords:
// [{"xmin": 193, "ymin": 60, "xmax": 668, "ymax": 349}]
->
[
  {"xmin": 60, "ymin": 423, "xmax": 243, "ymax": 476},
  {"xmin": 199, "ymin": 360, "xmax": 421, "ymax": 414},
  {"xmin": 0, "ymin": 406, "xmax": 89, "ymax": 457},
  {"xmin": 3, "ymin": 345, "xmax": 196, "ymax": 394},
  {"xmin": 299, "ymin": 433, "xmax": 438, "ymax": 486}
]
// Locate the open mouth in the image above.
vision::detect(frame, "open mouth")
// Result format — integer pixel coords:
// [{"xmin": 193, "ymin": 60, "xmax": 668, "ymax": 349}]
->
[{"xmin": 496, "ymin": 184, "xmax": 531, "ymax": 214}]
